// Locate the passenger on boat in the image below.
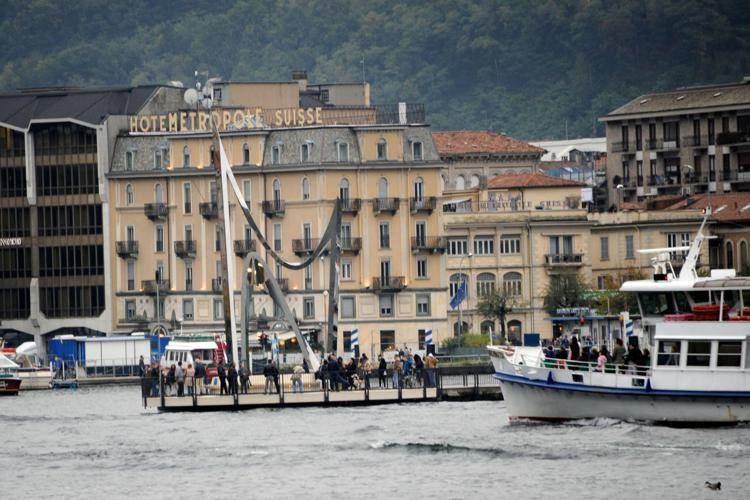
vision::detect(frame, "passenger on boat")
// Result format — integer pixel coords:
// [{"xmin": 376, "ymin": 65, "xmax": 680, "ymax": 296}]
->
[
  {"xmin": 595, "ymin": 349, "xmax": 607, "ymax": 372},
  {"xmin": 544, "ymin": 345, "xmax": 555, "ymax": 359},
  {"xmin": 625, "ymin": 344, "xmax": 644, "ymax": 375},
  {"xmin": 218, "ymin": 362, "xmax": 228, "ymax": 395},
  {"xmin": 175, "ymin": 362, "xmax": 185, "ymax": 397},
  {"xmin": 569, "ymin": 336, "xmax": 581, "ymax": 361},
  {"xmin": 166, "ymin": 364, "xmax": 176, "ymax": 395},
  {"xmin": 149, "ymin": 363, "xmax": 160, "ymax": 397},
  {"xmin": 612, "ymin": 338, "xmax": 627, "ymax": 368},
  {"xmin": 642, "ymin": 349, "xmax": 651, "ymax": 369},
  {"xmin": 185, "ymin": 363, "xmax": 195, "ymax": 396}
]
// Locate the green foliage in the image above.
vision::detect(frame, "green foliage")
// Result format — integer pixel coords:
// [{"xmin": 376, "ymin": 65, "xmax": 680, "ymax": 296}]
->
[
  {"xmin": 543, "ymin": 270, "xmax": 591, "ymax": 314},
  {"xmin": 1, "ymin": 0, "xmax": 748, "ymax": 138},
  {"xmin": 477, "ymin": 288, "xmax": 512, "ymax": 339},
  {"xmin": 440, "ymin": 334, "xmax": 487, "ymax": 350}
]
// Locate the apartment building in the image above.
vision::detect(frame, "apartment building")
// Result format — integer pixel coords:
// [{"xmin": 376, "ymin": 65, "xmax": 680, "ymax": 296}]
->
[{"xmin": 601, "ymin": 77, "xmax": 750, "ymax": 206}]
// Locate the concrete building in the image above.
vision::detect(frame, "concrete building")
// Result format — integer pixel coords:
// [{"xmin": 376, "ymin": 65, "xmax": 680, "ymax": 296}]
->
[
  {"xmin": 0, "ymin": 85, "xmax": 184, "ymax": 351},
  {"xmin": 600, "ymin": 77, "xmax": 750, "ymax": 206},
  {"xmin": 433, "ymin": 130, "xmax": 543, "ymax": 192}
]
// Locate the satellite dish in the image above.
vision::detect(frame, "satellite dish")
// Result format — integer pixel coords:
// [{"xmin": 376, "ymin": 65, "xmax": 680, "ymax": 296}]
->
[{"xmin": 184, "ymin": 88, "xmax": 199, "ymax": 106}]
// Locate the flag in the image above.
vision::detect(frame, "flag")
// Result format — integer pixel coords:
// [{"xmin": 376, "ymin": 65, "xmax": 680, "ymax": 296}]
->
[
  {"xmin": 271, "ymin": 334, "xmax": 279, "ymax": 359},
  {"xmin": 449, "ymin": 281, "xmax": 467, "ymax": 310},
  {"xmin": 425, "ymin": 328, "xmax": 433, "ymax": 345},
  {"xmin": 350, "ymin": 328, "xmax": 359, "ymax": 347}
]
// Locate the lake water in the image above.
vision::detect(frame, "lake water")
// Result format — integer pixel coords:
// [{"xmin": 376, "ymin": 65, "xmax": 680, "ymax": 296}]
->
[{"xmin": 2, "ymin": 385, "xmax": 749, "ymax": 499}]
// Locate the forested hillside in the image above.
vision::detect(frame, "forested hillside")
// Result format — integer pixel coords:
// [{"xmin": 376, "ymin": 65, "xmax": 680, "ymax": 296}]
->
[{"xmin": 1, "ymin": 0, "xmax": 748, "ymax": 139}]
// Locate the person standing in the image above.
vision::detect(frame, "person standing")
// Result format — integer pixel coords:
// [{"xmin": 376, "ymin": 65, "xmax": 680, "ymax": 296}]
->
[
  {"xmin": 138, "ymin": 355, "xmax": 146, "ymax": 377},
  {"xmin": 359, "ymin": 354, "xmax": 372, "ymax": 389},
  {"xmin": 263, "ymin": 359, "xmax": 274, "ymax": 394},
  {"xmin": 612, "ymin": 338, "xmax": 627, "ymax": 371},
  {"xmin": 185, "ymin": 363, "xmax": 195, "ymax": 396},
  {"xmin": 218, "ymin": 361, "xmax": 228, "ymax": 395},
  {"xmin": 392, "ymin": 354, "xmax": 402, "ymax": 389},
  {"xmin": 239, "ymin": 365, "xmax": 249, "ymax": 394},
  {"xmin": 228, "ymin": 363, "xmax": 238, "ymax": 395},
  {"xmin": 270, "ymin": 360, "xmax": 280, "ymax": 395},
  {"xmin": 291, "ymin": 364, "xmax": 304, "ymax": 393},
  {"xmin": 425, "ymin": 353, "xmax": 438, "ymax": 387},
  {"xmin": 175, "ymin": 361, "xmax": 185, "ymax": 397},
  {"xmin": 378, "ymin": 355, "xmax": 387, "ymax": 388},
  {"xmin": 569, "ymin": 336, "xmax": 581, "ymax": 362}
]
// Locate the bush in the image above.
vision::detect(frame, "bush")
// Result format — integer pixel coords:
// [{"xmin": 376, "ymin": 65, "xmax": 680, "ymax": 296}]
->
[{"xmin": 440, "ymin": 334, "xmax": 490, "ymax": 351}]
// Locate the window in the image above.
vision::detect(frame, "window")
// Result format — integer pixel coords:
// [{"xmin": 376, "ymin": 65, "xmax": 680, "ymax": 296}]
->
[
  {"xmin": 274, "ymin": 224, "xmax": 282, "ymax": 252},
  {"xmin": 125, "ymin": 151, "xmax": 134, "ymax": 171},
  {"xmin": 185, "ymin": 262, "xmax": 193, "ymax": 291},
  {"xmin": 125, "ymin": 299, "xmax": 136, "ymax": 319},
  {"xmin": 455, "ymin": 175, "xmax": 466, "ymax": 190},
  {"xmin": 416, "ymin": 256, "xmax": 427, "ymax": 278},
  {"xmin": 416, "ymin": 294, "xmax": 430, "ymax": 316},
  {"xmin": 726, "ymin": 241, "xmax": 734, "ymax": 268},
  {"xmin": 380, "ymin": 259, "xmax": 391, "ymax": 281},
  {"xmin": 380, "ymin": 330, "xmax": 395, "ymax": 352},
  {"xmin": 213, "ymin": 88, "xmax": 222, "ymax": 101},
  {"xmin": 412, "ymin": 141, "xmax": 423, "ymax": 161},
  {"xmin": 378, "ymin": 177, "xmax": 389, "ymax": 198},
  {"xmin": 304, "ymin": 266, "xmax": 312, "ymax": 290},
  {"xmin": 242, "ymin": 143, "xmax": 250, "ymax": 164},
  {"xmin": 154, "ymin": 183, "xmax": 163, "ymax": 203},
  {"xmin": 449, "ymin": 273, "xmax": 468, "ymax": 299},
  {"xmin": 722, "ymin": 116, "xmax": 730, "ymax": 133},
  {"xmin": 503, "ymin": 272, "xmax": 522, "ymax": 296},
  {"xmin": 379, "ymin": 222, "xmax": 390, "ymax": 248},
  {"xmin": 415, "ymin": 221, "xmax": 426, "ymax": 246},
  {"xmin": 377, "ymin": 139, "xmax": 387, "ymax": 160},
  {"xmin": 343, "ymin": 331, "xmax": 354, "ymax": 352},
  {"xmin": 210, "ymin": 181, "xmax": 217, "ymax": 203},
  {"xmin": 625, "ymin": 235, "xmax": 635, "ymax": 259},
  {"xmin": 657, "ymin": 340, "xmax": 681, "ymax": 366},
  {"xmin": 470, "ymin": 175, "xmax": 480, "ymax": 188},
  {"xmin": 183, "ymin": 183, "xmax": 192, "ymax": 214},
  {"xmin": 480, "ymin": 320, "xmax": 495, "ymax": 336},
  {"xmin": 182, "ymin": 145, "xmax": 190, "ymax": 167},
  {"xmin": 183, "ymin": 299, "xmax": 194, "ymax": 320},
  {"xmin": 154, "ymin": 150, "xmax": 163, "ymax": 170},
  {"xmin": 500, "ymin": 235, "xmax": 521, "ymax": 254},
  {"xmin": 337, "ymin": 142, "xmax": 349, "ymax": 162},
  {"xmin": 476, "ymin": 272, "xmax": 496, "ymax": 298},
  {"xmin": 597, "ymin": 275, "xmax": 607, "ymax": 290},
  {"xmin": 215, "ymin": 226, "xmax": 222, "ymax": 252},
  {"xmin": 303, "ymin": 297, "xmax": 315, "ymax": 319},
  {"xmin": 213, "ymin": 298, "xmax": 223, "ymax": 320},
  {"xmin": 341, "ymin": 296, "xmax": 356, "ymax": 319},
  {"xmin": 272, "ymin": 145, "xmax": 281, "ymax": 164},
  {"xmin": 339, "ymin": 178, "xmax": 350, "ymax": 201},
  {"xmin": 126, "ymin": 226, "xmax": 135, "ymax": 242},
  {"xmin": 474, "ymin": 236, "xmax": 494, "ymax": 255},
  {"xmin": 549, "ymin": 235, "xmax": 573, "ymax": 256},
  {"xmin": 709, "ymin": 155, "xmax": 716, "ymax": 181},
  {"xmin": 667, "ymin": 232, "xmax": 690, "ymax": 260},
  {"xmin": 301, "ymin": 142, "xmax": 311, "ymax": 162},
  {"xmin": 686, "ymin": 341, "xmax": 711, "ymax": 367},
  {"xmin": 341, "ymin": 259, "xmax": 352, "ymax": 280},
  {"xmin": 379, "ymin": 294, "xmax": 393, "ymax": 317},
  {"xmin": 127, "ymin": 261, "xmax": 135, "ymax": 291},
  {"xmin": 302, "ymin": 177, "xmax": 310, "ymax": 200},
  {"xmin": 448, "ymin": 238, "xmax": 468, "ymax": 255},
  {"xmin": 125, "ymin": 184, "xmax": 134, "ymax": 206},
  {"xmin": 208, "ymin": 145, "xmax": 215, "ymax": 166},
  {"xmin": 717, "ymin": 341, "xmax": 742, "ymax": 367},
  {"xmin": 273, "ymin": 178, "xmax": 281, "ymax": 202},
  {"xmin": 155, "ymin": 225, "xmax": 164, "ymax": 252},
  {"xmin": 418, "ymin": 329, "xmax": 428, "ymax": 350},
  {"xmin": 600, "ymin": 236, "xmax": 609, "ymax": 261},
  {"xmin": 243, "ymin": 180, "xmax": 251, "ymax": 204},
  {"xmin": 341, "ymin": 223, "xmax": 352, "ymax": 248},
  {"xmin": 414, "ymin": 177, "xmax": 424, "ymax": 201}
]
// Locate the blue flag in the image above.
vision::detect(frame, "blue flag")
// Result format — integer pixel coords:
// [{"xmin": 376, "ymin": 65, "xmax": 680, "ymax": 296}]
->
[{"xmin": 449, "ymin": 281, "xmax": 467, "ymax": 310}]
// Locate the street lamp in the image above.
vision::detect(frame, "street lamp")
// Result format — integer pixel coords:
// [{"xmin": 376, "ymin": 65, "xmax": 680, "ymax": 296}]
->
[
  {"xmin": 322, "ymin": 289, "xmax": 329, "ymax": 354},
  {"xmin": 457, "ymin": 252, "xmax": 473, "ymax": 336},
  {"xmin": 615, "ymin": 184, "xmax": 624, "ymax": 211}
]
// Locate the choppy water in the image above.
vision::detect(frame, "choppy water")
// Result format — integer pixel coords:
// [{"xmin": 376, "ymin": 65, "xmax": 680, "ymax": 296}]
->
[{"xmin": 2, "ymin": 386, "xmax": 749, "ymax": 499}]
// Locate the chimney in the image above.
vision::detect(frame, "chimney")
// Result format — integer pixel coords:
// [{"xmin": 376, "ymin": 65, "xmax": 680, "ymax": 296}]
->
[{"xmin": 292, "ymin": 70, "xmax": 308, "ymax": 91}]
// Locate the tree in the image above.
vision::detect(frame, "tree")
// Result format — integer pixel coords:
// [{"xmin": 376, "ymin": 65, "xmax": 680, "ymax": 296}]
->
[
  {"xmin": 543, "ymin": 270, "xmax": 591, "ymax": 314},
  {"xmin": 477, "ymin": 289, "xmax": 513, "ymax": 342}
]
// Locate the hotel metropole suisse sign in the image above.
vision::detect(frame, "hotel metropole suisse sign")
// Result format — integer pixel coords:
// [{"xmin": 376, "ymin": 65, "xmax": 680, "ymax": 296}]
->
[
  {"xmin": 130, "ymin": 107, "xmax": 324, "ymax": 134},
  {"xmin": 0, "ymin": 237, "xmax": 22, "ymax": 247}
]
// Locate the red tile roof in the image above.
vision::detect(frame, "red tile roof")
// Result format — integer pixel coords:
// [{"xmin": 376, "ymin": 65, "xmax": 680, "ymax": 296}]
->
[
  {"xmin": 486, "ymin": 172, "xmax": 586, "ymax": 189},
  {"xmin": 665, "ymin": 192, "xmax": 750, "ymax": 222},
  {"xmin": 433, "ymin": 130, "xmax": 544, "ymax": 156}
]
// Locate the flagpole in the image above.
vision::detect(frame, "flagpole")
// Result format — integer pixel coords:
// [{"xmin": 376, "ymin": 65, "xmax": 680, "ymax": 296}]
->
[{"xmin": 458, "ymin": 252, "xmax": 472, "ymax": 336}]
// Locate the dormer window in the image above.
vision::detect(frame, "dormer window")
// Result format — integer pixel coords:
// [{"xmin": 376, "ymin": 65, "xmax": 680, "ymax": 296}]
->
[
  {"xmin": 412, "ymin": 141, "xmax": 423, "ymax": 161},
  {"xmin": 153, "ymin": 150, "xmax": 163, "ymax": 170},
  {"xmin": 377, "ymin": 139, "xmax": 387, "ymax": 160},
  {"xmin": 125, "ymin": 151, "xmax": 134, "ymax": 171},
  {"xmin": 242, "ymin": 143, "xmax": 250, "ymax": 164},
  {"xmin": 272, "ymin": 145, "xmax": 281, "ymax": 164},
  {"xmin": 301, "ymin": 141, "xmax": 312, "ymax": 162},
  {"xmin": 337, "ymin": 141, "xmax": 349, "ymax": 162}
]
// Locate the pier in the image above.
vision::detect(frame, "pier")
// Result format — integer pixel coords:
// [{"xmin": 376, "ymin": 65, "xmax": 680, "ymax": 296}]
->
[{"xmin": 142, "ymin": 366, "xmax": 500, "ymax": 411}]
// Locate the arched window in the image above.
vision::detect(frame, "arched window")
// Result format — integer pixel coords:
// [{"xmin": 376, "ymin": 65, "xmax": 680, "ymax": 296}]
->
[
  {"xmin": 453, "ymin": 321, "xmax": 469, "ymax": 336},
  {"xmin": 503, "ymin": 272, "xmax": 523, "ymax": 296},
  {"xmin": 125, "ymin": 151, "xmax": 134, "ymax": 171},
  {"xmin": 455, "ymin": 175, "xmax": 466, "ymax": 190},
  {"xmin": 242, "ymin": 143, "xmax": 250, "ymax": 164},
  {"xmin": 301, "ymin": 142, "xmax": 311, "ymax": 162},
  {"xmin": 481, "ymin": 320, "xmax": 495, "ymax": 336},
  {"xmin": 413, "ymin": 176, "xmax": 424, "ymax": 201},
  {"xmin": 726, "ymin": 241, "xmax": 734, "ymax": 269},
  {"xmin": 377, "ymin": 139, "xmax": 387, "ymax": 160},
  {"xmin": 449, "ymin": 273, "xmax": 469, "ymax": 299},
  {"xmin": 378, "ymin": 177, "xmax": 389, "ymax": 198},
  {"xmin": 339, "ymin": 178, "xmax": 350, "ymax": 201},
  {"xmin": 125, "ymin": 184, "xmax": 134, "ymax": 206},
  {"xmin": 154, "ymin": 183, "xmax": 163, "ymax": 203},
  {"xmin": 470, "ymin": 174, "xmax": 480, "ymax": 188},
  {"xmin": 272, "ymin": 178, "xmax": 281, "ymax": 202},
  {"xmin": 476, "ymin": 272, "xmax": 496, "ymax": 297},
  {"xmin": 182, "ymin": 145, "xmax": 190, "ymax": 167},
  {"xmin": 507, "ymin": 320, "xmax": 522, "ymax": 343},
  {"xmin": 440, "ymin": 175, "xmax": 446, "ymax": 193},
  {"xmin": 741, "ymin": 241, "xmax": 749, "ymax": 272},
  {"xmin": 412, "ymin": 140, "xmax": 423, "ymax": 161},
  {"xmin": 302, "ymin": 177, "xmax": 310, "ymax": 200}
]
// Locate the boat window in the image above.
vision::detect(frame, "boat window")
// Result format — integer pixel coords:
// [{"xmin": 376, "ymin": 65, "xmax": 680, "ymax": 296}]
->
[
  {"xmin": 686, "ymin": 341, "xmax": 711, "ymax": 367},
  {"xmin": 674, "ymin": 292, "xmax": 690, "ymax": 312},
  {"xmin": 717, "ymin": 341, "xmax": 742, "ymax": 367},
  {"xmin": 687, "ymin": 291, "xmax": 710, "ymax": 305},
  {"xmin": 639, "ymin": 293, "xmax": 676, "ymax": 316},
  {"xmin": 657, "ymin": 340, "xmax": 681, "ymax": 366}
]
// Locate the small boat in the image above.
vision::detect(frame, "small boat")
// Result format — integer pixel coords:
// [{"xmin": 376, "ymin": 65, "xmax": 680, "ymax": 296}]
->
[
  {"xmin": 49, "ymin": 361, "xmax": 79, "ymax": 390},
  {"xmin": 0, "ymin": 353, "xmax": 22, "ymax": 396},
  {"xmin": 491, "ymin": 211, "xmax": 750, "ymax": 425}
]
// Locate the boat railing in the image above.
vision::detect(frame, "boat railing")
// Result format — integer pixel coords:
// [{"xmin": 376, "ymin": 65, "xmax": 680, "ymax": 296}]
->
[{"xmin": 538, "ymin": 357, "xmax": 652, "ymax": 377}]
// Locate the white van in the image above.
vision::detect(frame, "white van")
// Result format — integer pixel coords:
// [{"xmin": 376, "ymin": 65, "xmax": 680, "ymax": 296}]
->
[{"xmin": 161, "ymin": 340, "xmax": 224, "ymax": 376}]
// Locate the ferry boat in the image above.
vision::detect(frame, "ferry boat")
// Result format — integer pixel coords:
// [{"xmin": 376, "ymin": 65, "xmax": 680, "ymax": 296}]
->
[
  {"xmin": 490, "ymin": 211, "xmax": 750, "ymax": 425},
  {"xmin": 0, "ymin": 353, "xmax": 22, "ymax": 396}
]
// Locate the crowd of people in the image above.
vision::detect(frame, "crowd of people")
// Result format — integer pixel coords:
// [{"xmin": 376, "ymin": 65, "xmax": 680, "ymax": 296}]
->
[
  {"xmin": 315, "ymin": 350, "xmax": 438, "ymax": 391},
  {"xmin": 543, "ymin": 335, "xmax": 651, "ymax": 374}
]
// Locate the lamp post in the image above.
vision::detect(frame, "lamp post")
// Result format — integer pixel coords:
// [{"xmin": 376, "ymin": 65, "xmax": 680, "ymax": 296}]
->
[
  {"xmin": 615, "ymin": 184, "xmax": 623, "ymax": 211},
  {"xmin": 458, "ymin": 252, "xmax": 472, "ymax": 336},
  {"xmin": 322, "ymin": 289, "xmax": 329, "ymax": 354}
]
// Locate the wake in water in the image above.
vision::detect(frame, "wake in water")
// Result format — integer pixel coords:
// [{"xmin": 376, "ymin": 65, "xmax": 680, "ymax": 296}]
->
[{"xmin": 368, "ymin": 441, "xmax": 583, "ymax": 461}]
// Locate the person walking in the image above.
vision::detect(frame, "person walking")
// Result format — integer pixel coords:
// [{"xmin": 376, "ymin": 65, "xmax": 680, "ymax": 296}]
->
[
  {"xmin": 291, "ymin": 363, "xmax": 304, "ymax": 393},
  {"xmin": 218, "ymin": 361, "xmax": 228, "ymax": 395},
  {"xmin": 185, "ymin": 363, "xmax": 195, "ymax": 396},
  {"xmin": 378, "ymin": 355, "xmax": 387, "ymax": 388},
  {"xmin": 175, "ymin": 361, "xmax": 185, "ymax": 397}
]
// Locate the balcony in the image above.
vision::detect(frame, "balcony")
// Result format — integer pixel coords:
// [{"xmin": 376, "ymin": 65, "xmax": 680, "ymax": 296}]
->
[
  {"xmin": 262, "ymin": 200, "xmax": 285, "ymax": 217},
  {"xmin": 611, "ymin": 142, "xmax": 631, "ymax": 153},
  {"xmin": 646, "ymin": 138, "xmax": 661, "ymax": 150},
  {"xmin": 115, "ymin": 240, "xmax": 138, "ymax": 259},
  {"xmin": 233, "ymin": 239, "xmax": 257, "ymax": 257},
  {"xmin": 717, "ymin": 131, "xmax": 750, "ymax": 146},
  {"xmin": 545, "ymin": 254, "xmax": 584, "ymax": 266},
  {"xmin": 340, "ymin": 198, "xmax": 361, "ymax": 214},
  {"xmin": 410, "ymin": 196, "xmax": 437, "ymax": 214},
  {"xmin": 657, "ymin": 139, "xmax": 680, "ymax": 151},
  {"xmin": 292, "ymin": 238, "xmax": 319, "ymax": 255},
  {"xmin": 174, "ymin": 240, "xmax": 196, "ymax": 259},
  {"xmin": 144, "ymin": 203, "xmax": 168, "ymax": 221},
  {"xmin": 199, "ymin": 201, "xmax": 219, "ymax": 219},
  {"xmin": 371, "ymin": 276, "xmax": 406, "ymax": 293},
  {"xmin": 411, "ymin": 236, "xmax": 446, "ymax": 254},
  {"xmin": 372, "ymin": 197, "xmax": 400, "ymax": 215},
  {"xmin": 142, "ymin": 279, "xmax": 170, "ymax": 295},
  {"xmin": 212, "ymin": 278, "xmax": 224, "ymax": 293},
  {"xmin": 340, "ymin": 237, "xmax": 362, "ymax": 255}
]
